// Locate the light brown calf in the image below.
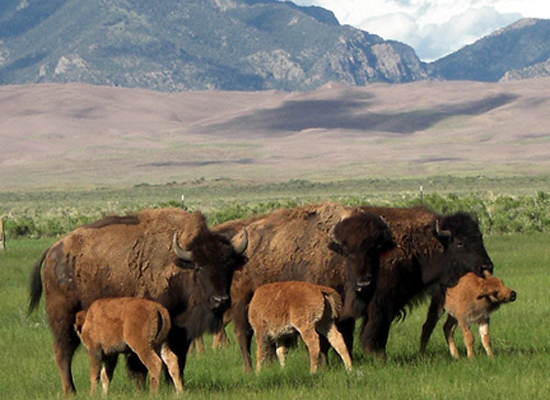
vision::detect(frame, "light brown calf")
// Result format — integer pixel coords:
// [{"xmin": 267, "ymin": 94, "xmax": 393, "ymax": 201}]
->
[
  {"xmin": 248, "ymin": 281, "xmax": 352, "ymax": 374},
  {"xmin": 74, "ymin": 298, "xmax": 183, "ymax": 395},
  {"xmin": 420, "ymin": 272, "xmax": 516, "ymax": 359}
]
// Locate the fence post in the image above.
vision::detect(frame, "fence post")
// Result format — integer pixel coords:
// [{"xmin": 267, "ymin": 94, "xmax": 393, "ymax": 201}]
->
[{"xmin": 0, "ymin": 216, "xmax": 6, "ymax": 251}]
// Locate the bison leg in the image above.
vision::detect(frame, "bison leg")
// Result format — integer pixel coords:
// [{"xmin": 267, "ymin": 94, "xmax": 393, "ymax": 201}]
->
[
  {"xmin": 443, "ymin": 315, "xmax": 460, "ymax": 359},
  {"xmin": 479, "ymin": 321, "xmax": 494, "ymax": 358},
  {"xmin": 420, "ymin": 295, "xmax": 446, "ymax": 354},
  {"xmin": 212, "ymin": 327, "xmax": 230, "ymax": 349},
  {"xmin": 50, "ymin": 315, "xmax": 80, "ymax": 396},
  {"xmin": 361, "ymin": 305, "xmax": 391, "ymax": 358},
  {"xmin": 160, "ymin": 343, "xmax": 184, "ymax": 394},
  {"xmin": 233, "ymin": 301, "xmax": 254, "ymax": 372},
  {"xmin": 189, "ymin": 336, "xmax": 205, "ymax": 355},
  {"xmin": 100, "ymin": 354, "xmax": 118, "ymax": 395}
]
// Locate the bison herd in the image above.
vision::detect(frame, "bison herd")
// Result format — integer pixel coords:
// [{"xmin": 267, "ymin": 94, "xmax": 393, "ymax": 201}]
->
[{"xmin": 27, "ymin": 202, "xmax": 516, "ymax": 396}]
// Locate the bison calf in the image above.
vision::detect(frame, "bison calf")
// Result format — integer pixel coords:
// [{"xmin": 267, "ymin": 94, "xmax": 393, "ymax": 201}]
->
[
  {"xmin": 74, "ymin": 298, "xmax": 183, "ymax": 395},
  {"xmin": 248, "ymin": 281, "xmax": 352, "ymax": 374},
  {"xmin": 420, "ymin": 272, "xmax": 516, "ymax": 359}
]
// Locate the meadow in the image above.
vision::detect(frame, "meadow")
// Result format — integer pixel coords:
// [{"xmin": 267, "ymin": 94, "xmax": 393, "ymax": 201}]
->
[
  {"xmin": 1, "ymin": 178, "xmax": 549, "ymax": 399},
  {"xmin": 1, "ymin": 233, "xmax": 549, "ymax": 399}
]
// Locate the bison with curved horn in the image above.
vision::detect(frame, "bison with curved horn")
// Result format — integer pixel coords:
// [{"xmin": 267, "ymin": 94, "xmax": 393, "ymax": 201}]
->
[
  {"xmin": 213, "ymin": 202, "xmax": 396, "ymax": 372},
  {"xmin": 357, "ymin": 206, "xmax": 494, "ymax": 357},
  {"xmin": 28, "ymin": 208, "xmax": 248, "ymax": 396}
]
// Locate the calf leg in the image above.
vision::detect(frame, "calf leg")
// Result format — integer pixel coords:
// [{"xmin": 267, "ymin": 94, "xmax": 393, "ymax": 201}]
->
[
  {"xmin": 298, "ymin": 327, "xmax": 321, "ymax": 374},
  {"xmin": 318, "ymin": 322, "xmax": 352, "ymax": 371},
  {"xmin": 479, "ymin": 321, "xmax": 494, "ymax": 358},
  {"xmin": 87, "ymin": 348, "xmax": 103, "ymax": 396},
  {"xmin": 160, "ymin": 343, "xmax": 184, "ymax": 393},
  {"xmin": 458, "ymin": 320, "xmax": 476, "ymax": 359},
  {"xmin": 420, "ymin": 295, "xmax": 445, "ymax": 354},
  {"xmin": 131, "ymin": 347, "xmax": 163, "ymax": 394},
  {"xmin": 443, "ymin": 315, "xmax": 460, "ymax": 359},
  {"xmin": 126, "ymin": 352, "xmax": 147, "ymax": 390},
  {"xmin": 275, "ymin": 340, "xmax": 289, "ymax": 368},
  {"xmin": 100, "ymin": 354, "xmax": 118, "ymax": 395},
  {"xmin": 255, "ymin": 330, "xmax": 271, "ymax": 373}
]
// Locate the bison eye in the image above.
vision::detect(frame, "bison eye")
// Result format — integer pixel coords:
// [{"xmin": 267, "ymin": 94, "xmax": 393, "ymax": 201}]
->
[{"xmin": 455, "ymin": 240, "xmax": 464, "ymax": 248}]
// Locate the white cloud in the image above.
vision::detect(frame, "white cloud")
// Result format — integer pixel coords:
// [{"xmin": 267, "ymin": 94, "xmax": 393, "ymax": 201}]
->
[{"xmin": 288, "ymin": 0, "xmax": 549, "ymax": 61}]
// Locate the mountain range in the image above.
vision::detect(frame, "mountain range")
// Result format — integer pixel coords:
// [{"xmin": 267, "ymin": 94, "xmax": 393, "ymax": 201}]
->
[{"xmin": 1, "ymin": 0, "xmax": 550, "ymax": 92}]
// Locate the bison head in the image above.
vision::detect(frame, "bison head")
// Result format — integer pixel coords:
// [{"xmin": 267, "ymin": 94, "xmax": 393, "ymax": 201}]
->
[
  {"xmin": 329, "ymin": 212, "xmax": 396, "ymax": 295},
  {"xmin": 173, "ymin": 228, "xmax": 248, "ymax": 314},
  {"xmin": 432, "ymin": 212, "xmax": 494, "ymax": 287}
]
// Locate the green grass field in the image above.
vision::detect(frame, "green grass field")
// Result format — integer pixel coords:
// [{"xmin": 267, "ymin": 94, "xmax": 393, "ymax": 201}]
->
[{"xmin": 1, "ymin": 231, "xmax": 549, "ymax": 400}]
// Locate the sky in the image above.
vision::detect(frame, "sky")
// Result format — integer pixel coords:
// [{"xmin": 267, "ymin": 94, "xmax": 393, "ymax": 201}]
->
[{"xmin": 288, "ymin": 1, "xmax": 550, "ymax": 61}]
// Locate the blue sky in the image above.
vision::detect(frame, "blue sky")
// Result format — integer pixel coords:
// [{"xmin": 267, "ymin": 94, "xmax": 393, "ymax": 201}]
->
[{"xmin": 288, "ymin": 1, "xmax": 550, "ymax": 61}]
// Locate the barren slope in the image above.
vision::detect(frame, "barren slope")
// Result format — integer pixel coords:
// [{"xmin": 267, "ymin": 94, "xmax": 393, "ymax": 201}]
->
[{"xmin": 1, "ymin": 79, "xmax": 549, "ymax": 189}]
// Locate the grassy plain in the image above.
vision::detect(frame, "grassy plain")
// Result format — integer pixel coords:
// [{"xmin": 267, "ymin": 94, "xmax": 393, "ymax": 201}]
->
[{"xmin": 1, "ymin": 220, "xmax": 549, "ymax": 399}]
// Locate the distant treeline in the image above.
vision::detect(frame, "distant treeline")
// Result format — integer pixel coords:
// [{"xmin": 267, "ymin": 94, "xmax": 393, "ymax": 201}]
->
[{"xmin": 2, "ymin": 191, "xmax": 550, "ymax": 239}]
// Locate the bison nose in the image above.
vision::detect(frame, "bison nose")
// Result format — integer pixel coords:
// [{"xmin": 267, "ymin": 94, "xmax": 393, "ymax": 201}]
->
[
  {"xmin": 355, "ymin": 279, "xmax": 372, "ymax": 293},
  {"xmin": 509, "ymin": 290, "xmax": 517, "ymax": 302},
  {"xmin": 211, "ymin": 295, "xmax": 230, "ymax": 310}
]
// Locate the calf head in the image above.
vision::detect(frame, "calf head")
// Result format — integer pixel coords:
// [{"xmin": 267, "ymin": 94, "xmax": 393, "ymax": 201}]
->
[
  {"xmin": 74, "ymin": 310, "xmax": 86, "ymax": 336},
  {"xmin": 433, "ymin": 212, "xmax": 494, "ymax": 287},
  {"xmin": 173, "ymin": 228, "xmax": 248, "ymax": 314},
  {"xmin": 330, "ymin": 212, "xmax": 396, "ymax": 294},
  {"xmin": 477, "ymin": 275, "xmax": 517, "ymax": 305}
]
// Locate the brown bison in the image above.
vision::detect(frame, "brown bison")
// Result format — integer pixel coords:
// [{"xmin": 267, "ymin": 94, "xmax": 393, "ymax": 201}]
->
[
  {"xmin": 358, "ymin": 206, "xmax": 494, "ymax": 357},
  {"xmin": 213, "ymin": 202, "xmax": 395, "ymax": 371},
  {"xmin": 249, "ymin": 281, "xmax": 353, "ymax": 373},
  {"xmin": 28, "ymin": 208, "xmax": 248, "ymax": 396},
  {"xmin": 74, "ymin": 297, "xmax": 183, "ymax": 395},
  {"xmin": 420, "ymin": 272, "xmax": 516, "ymax": 358}
]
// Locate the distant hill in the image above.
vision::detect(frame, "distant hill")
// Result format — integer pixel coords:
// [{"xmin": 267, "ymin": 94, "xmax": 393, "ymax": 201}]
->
[
  {"xmin": 2, "ymin": 79, "xmax": 550, "ymax": 189},
  {"xmin": 0, "ymin": 0, "xmax": 427, "ymax": 91},
  {"xmin": 2, "ymin": 1, "xmax": 550, "ymax": 90},
  {"xmin": 430, "ymin": 18, "xmax": 550, "ymax": 82}
]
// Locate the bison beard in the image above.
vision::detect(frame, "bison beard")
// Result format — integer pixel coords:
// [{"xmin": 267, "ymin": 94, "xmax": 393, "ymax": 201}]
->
[{"xmin": 28, "ymin": 208, "xmax": 247, "ymax": 396}]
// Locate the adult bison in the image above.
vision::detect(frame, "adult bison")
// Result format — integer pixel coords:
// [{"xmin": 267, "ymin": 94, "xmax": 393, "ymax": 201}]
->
[
  {"xmin": 357, "ymin": 206, "xmax": 494, "ymax": 357},
  {"xmin": 28, "ymin": 208, "xmax": 248, "ymax": 396},
  {"xmin": 213, "ymin": 202, "xmax": 395, "ymax": 372}
]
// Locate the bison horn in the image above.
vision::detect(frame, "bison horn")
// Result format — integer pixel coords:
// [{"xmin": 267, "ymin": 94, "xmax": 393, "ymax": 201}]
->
[
  {"xmin": 231, "ymin": 228, "xmax": 248, "ymax": 255},
  {"xmin": 435, "ymin": 220, "xmax": 452, "ymax": 237},
  {"xmin": 172, "ymin": 232, "xmax": 194, "ymax": 262}
]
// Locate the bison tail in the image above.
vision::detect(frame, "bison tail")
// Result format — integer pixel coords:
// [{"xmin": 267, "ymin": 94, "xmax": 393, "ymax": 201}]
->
[
  {"xmin": 28, "ymin": 249, "xmax": 48, "ymax": 315},
  {"xmin": 323, "ymin": 290, "xmax": 343, "ymax": 321}
]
